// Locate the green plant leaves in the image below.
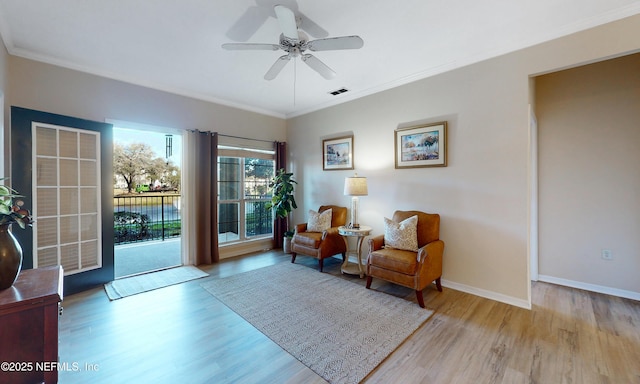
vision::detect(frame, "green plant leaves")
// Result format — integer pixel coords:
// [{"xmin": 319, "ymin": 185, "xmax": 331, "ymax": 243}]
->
[
  {"xmin": 266, "ymin": 168, "xmax": 297, "ymax": 219},
  {"xmin": 0, "ymin": 177, "xmax": 32, "ymax": 228}
]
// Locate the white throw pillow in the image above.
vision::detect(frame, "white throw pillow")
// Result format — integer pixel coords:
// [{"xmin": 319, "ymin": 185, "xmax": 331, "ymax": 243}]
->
[
  {"xmin": 384, "ymin": 215, "xmax": 418, "ymax": 252},
  {"xmin": 307, "ymin": 209, "xmax": 332, "ymax": 232}
]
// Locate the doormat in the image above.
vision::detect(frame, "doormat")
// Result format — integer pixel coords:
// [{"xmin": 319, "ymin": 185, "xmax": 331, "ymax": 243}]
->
[{"xmin": 104, "ymin": 266, "xmax": 208, "ymax": 300}]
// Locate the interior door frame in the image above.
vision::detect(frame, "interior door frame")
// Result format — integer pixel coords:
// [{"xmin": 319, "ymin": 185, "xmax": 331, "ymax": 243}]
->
[{"xmin": 11, "ymin": 106, "xmax": 114, "ymax": 295}]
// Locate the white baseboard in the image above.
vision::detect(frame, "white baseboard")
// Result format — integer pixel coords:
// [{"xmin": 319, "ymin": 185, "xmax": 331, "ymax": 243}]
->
[
  {"xmin": 220, "ymin": 238, "xmax": 274, "ymax": 259},
  {"xmin": 538, "ymin": 275, "xmax": 640, "ymax": 301},
  {"xmin": 441, "ymin": 279, "xmax": 531, "ymax": 310}
]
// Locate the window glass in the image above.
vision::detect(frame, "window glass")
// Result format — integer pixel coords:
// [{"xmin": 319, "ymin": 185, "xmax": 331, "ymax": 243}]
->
[
  {"xmin": 218, "ymin": 202, "xmax": 239, "ymax": 242},
  {"xmin": 218, "ymin": 157, "xmax": 241, "ymax": 200},
  {"xmin": 217, "ymin": 151, "xmax": 275, "ymax": 244}
]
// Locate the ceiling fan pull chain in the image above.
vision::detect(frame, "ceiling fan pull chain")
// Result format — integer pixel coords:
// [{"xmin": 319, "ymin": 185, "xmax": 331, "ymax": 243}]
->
[{"xmin": 293, "ymin": 59, "xmax": 297, "ymax": 106}]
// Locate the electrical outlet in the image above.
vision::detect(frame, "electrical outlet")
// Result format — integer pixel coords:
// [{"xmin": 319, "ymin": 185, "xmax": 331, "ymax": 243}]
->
[{"xmin": 601, "ymin": 249, "xmax": 613, "ymax": 260}]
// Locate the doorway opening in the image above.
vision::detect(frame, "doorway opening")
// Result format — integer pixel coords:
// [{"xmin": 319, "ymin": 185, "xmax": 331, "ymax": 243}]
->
[{"xmin": 112, "ymin": 124, "xmax": 183, "ymax": 278}]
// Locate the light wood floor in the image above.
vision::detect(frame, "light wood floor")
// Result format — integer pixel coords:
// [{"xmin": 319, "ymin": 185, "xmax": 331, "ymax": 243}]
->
[{"xmin": 59, "ymin": 251, "xmax": 640, "ymax": 383}]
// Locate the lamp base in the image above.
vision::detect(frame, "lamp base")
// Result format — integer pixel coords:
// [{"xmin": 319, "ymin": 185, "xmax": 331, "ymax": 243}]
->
[{"xmin": 350, "ymin": 196, "xmax": 360, "ymax": 230}]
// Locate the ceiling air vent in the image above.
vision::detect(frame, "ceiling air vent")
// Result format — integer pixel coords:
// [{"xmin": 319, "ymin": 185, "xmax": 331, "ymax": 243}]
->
[{"xmin": 329, "ymin": 88, "xmax": 349, "ymax": 96}]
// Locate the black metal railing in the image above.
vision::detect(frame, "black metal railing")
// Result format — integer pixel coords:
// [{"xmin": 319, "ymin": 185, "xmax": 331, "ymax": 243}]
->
[
  {"xmin": 245, "ymin": 200, "xmax": 272, "ymax": 237},
  {"xmin": 114, "ymin": 194, "xmax": 181, "ymax": 244}
]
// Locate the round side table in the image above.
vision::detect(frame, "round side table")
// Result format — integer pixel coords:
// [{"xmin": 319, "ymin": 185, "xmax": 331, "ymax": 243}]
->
[{"xmin": 338, "ymin": 225, "xmax": 372, "ymax": 278}]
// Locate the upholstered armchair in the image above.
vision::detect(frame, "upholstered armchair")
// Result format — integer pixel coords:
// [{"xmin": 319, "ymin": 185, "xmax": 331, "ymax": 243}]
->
[
  {"xmin": 366, "ymin": 210, "xmax": 444, "ymax": 308},
  {"xmin": 291, "ymin": 205, "xmax": 347, "ymax": 272}
]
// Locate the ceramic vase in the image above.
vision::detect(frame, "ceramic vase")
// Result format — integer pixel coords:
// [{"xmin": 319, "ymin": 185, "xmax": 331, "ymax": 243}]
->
[{"xmin": 0, "ymin": 223, "xmax": 23, "ymax": 290}]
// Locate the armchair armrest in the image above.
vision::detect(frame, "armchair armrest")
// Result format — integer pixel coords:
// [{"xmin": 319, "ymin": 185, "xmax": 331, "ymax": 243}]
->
[
  {"xmin": 416, "ymin": 239, "xmax": 444, "ymax": 285},
  {"xmin": 322, "ymin": 226, "xmax": 340, "ymax": 240},
  {"xmin": 294, "ymin": 223, "xmax": 308, "ymax": 234},
  {"xmin": 316, "ymin": 226, "xmax": 347, "ymax": 257},
  {"xmin": 368, "ymin": 234, "xmax": 385, "ymax": 253}
]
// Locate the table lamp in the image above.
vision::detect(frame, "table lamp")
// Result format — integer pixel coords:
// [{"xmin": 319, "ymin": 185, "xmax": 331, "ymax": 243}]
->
[{"xmin": 344, "ymin": 174, "xmax": 368, "ymax": 229}]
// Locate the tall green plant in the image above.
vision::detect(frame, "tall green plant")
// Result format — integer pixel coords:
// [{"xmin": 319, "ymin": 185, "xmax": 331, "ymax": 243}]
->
[{"xmin": 266, "ymin": 169, "xmax": 297, "ymax": 236}]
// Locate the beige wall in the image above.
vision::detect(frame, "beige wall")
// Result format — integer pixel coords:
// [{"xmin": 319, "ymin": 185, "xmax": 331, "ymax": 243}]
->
[
  {"xmin": 0, "ymin": 38, "xmax": 6, "ymax": 91},
  {"xmin": 7, "ymin": 56, "xmax": 286, "ymax": 141},
  {"xmin": 536, "ymin": 53, "xmax": 640, "ymax": 298},
  {"xmin": 287, "ymin": 14, "xmax": 640, "ymax": 307},
  {"xmin": 0, "ymin": 38, "xmax": 8, "ymax": 177}
]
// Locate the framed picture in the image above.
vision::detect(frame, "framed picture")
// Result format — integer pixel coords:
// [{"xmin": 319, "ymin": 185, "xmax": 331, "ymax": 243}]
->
[
  {"xmin": 395, "ymin": 121, "xmax": 447, "ymax": 168},
  {"xmin": 322, "ymin": 135, "xmax": 354, "ymax": 170}
]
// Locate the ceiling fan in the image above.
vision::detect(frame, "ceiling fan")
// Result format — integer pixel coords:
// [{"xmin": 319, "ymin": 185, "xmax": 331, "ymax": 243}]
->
[{"xmin": 222, "ymin": 4, "xmax": 364, "ymax": 80}]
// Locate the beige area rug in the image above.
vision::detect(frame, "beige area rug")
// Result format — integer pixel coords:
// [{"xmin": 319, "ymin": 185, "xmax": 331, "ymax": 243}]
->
[
  {"xmin": 201, "ymin": 263, "xmax": 433, "ymax": 384},
  {"xmin": 104, "ymin": 266, "xmax": 208, "ymax": 300}
]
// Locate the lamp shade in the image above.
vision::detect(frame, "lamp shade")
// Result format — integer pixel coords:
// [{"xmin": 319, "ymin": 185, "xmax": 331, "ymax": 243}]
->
[{"xmin": 344, "ymin": 176, "xmax": 368, "ymax": 196}]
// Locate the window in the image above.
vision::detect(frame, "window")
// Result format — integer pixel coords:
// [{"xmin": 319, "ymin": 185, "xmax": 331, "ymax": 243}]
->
[{"xmin": 218, "ymin": 146, "xmax": 275, "ymax": 244}]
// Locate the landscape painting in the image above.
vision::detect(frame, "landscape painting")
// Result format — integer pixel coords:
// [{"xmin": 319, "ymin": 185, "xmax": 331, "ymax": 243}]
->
[
  {"xmin": 323, "ymin": 135, "xmax": 354, "ymax": 170},
  {"xmin": 395, "ymin": 122, "xmax": 447, "ymax": 168}
]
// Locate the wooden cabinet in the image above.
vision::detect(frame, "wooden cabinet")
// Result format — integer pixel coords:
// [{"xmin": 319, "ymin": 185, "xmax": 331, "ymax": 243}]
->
[{"xmin": 0, "ymin": 266, "xmax": 63, "ymax": 384}]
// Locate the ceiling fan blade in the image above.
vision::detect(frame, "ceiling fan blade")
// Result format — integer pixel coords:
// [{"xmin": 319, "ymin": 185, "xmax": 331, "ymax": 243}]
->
[
  {"xmin": 307, "ymin": 36, "xmax": 364, "ymax": 51},
  {"xmin": 264, "ymin": 55, "xmax": 291, "ymax": 80},
  {"xmin": 301, "ymin": 54, "xmax": 336, "ymax": 80},
  {"xmin": 274, "ymin": 5, "xmax": 299, "ymax": 40},
  {"xmin": 222, "ymin": 43, "xmax": 280, "ymax": 51},
  {"xmin": 298, "ymin": 13, "xmax": 329, "ymax": 38},
  {"xmin": 225, "ymin": 6, "xmax": 270, "ymax": 41}
]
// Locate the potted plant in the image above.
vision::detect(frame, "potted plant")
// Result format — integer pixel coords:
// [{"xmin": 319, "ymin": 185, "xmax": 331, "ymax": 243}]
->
[{"xmin": 266, "ymin": 169, "xmax": 297, "ymax": 253}]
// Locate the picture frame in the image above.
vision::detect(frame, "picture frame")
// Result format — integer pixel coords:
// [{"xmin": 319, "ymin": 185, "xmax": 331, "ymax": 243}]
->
[
  {"xmin": 322, "ymin": 135, "xmax": 354, "ymax": 171},
  {"xmin": 395, "ymin": 121, "xmax": 447, "ymax": 168}
]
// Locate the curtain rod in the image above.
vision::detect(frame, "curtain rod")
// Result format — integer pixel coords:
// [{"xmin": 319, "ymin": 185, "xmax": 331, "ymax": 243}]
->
[
  {"xmin": 218, "ymin": 133, "xmax": 277, "ymax": 144},
  {"xmin": 189, "ymin": 130, "xmax": 280, "ymax": 144}
]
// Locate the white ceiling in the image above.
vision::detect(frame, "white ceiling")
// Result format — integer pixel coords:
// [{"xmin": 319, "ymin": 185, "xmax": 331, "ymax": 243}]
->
[{"xmin": 1, "ymin": 1, "xmax": 639, "ymax": 119}]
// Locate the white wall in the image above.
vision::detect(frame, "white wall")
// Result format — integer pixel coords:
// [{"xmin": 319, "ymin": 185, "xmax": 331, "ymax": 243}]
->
[
  {"xmin": 537, "ymin": 53, "xmax": 640, "ymax": 299},
  {"xmin": 287, "ymin": 14, "xmax": 640, "ymax": 308}
]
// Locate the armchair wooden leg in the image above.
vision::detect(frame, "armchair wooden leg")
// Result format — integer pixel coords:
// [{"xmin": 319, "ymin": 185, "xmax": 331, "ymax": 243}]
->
[
  {"xmin": 366, "ymin": 276, "xmax": 373, "ymax": 289},
  {"xmin": 291, "ymin": 253, "xmax": 297, "ymax": 264},
  {"xmin": 318, "ymin": 259, "xmax": 324, "ymax": 272},
  {"xmin": 416, "ymin": 290, "xmax": 425, "ymax": 308},
  {"xmin": 435, "ymin": 277, "xmax": 443, "ymax": 292},
  {"xmin": 341, "ymin": 252, "xmax": 346, "ymax": 263}
]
